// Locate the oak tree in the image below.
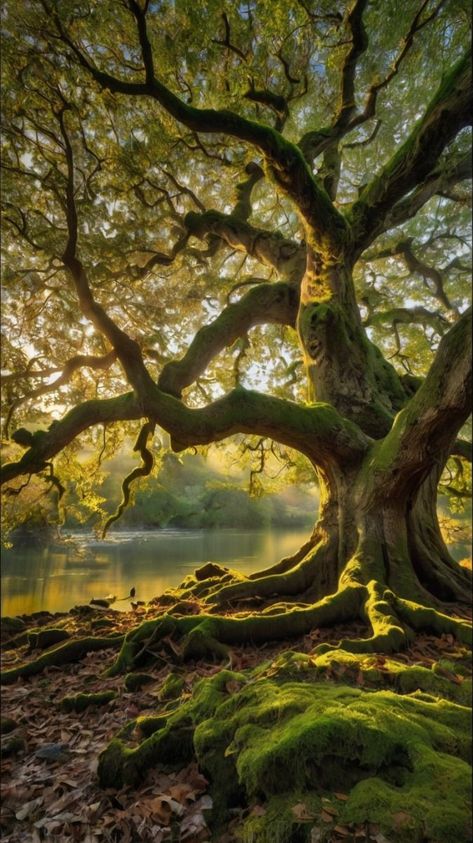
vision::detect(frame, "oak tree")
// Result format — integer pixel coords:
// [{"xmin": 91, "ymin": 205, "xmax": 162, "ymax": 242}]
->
[{"xmin": 1, "ymin": 0, "xmax": 472, "ymax": 657}]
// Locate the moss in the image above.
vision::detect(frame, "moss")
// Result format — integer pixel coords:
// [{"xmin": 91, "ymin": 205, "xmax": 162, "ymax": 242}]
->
[
  {"xmin": 60, "ymin": 690, "xmax": 117, "ymax": 713},
  {"xmin": 239, "ymin": 793, "xmax": 324, "ymax": 843},
  {"xmin": 158, "ymin": 673, "xmax": 185, "ymax": 701},
  {"xmin": 395, "ymin": 597, "xmax": 472, "ymax": 646},
  {"xmin": 98, "ymin": 669, "xmax": 245, "ymax": 789},
  {"xmin": 124, "ymin": 672, "xmax": 155, "ymax": 691},
  {"xmin": 98, "ymin": 639, "xmax": 471, "ymax": 839},
  {"xmin": 196, "ymin": 677, "xmax": 470, "ymax": 840},
  {"xmin": 135, "ymin": 714, "xmax": 168, "ymax": 739},
  {"xmin": 28, "ymin": 628, "xmax": 71, "ymax": 650},
  {"xmin": 0, "ymin": 634, "xmax": 123, "ymax": 685},
  {"xmin": 106, "ymin": 616, "xmax": 176, "ymax": 676}
]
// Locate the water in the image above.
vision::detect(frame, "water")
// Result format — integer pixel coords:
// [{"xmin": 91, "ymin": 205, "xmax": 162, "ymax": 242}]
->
[
  {"xmin": 2, "ymin": 518, "xmax": 470, "ymax": 618},
  {"xmin": 0, "ymin": 528, "xmax": 311, "ymax": 617}
]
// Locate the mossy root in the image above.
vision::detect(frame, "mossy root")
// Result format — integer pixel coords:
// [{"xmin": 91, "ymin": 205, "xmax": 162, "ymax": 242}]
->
[
  {"xmin": 0, "ymin": 634, "xmax": 123, "ymax": 685},
  {"xmin": 60, "ymin": 690, "xmax": 117, "ymax": 713}
]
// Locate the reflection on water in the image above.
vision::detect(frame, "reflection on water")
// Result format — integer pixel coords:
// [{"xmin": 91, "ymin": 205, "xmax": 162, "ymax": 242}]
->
[
  {"xmin": 2, "ymin": 523, "xmax": 469, "ymax": 618},
  {"xmin": 0, "ymin": 529, "xmax": 311, "ymax": 616}
]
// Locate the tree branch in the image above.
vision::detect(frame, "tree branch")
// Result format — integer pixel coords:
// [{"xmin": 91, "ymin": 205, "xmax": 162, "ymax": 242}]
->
[
  {"xmin": 349, "ymin": 50, "xmax": 472, "ymax": 254},
  {"xmin": 4, "ymin": 350, "xmax": 117, "ymax": 438},
  {"xmin": 383, "ymin": 152, "xmax": 472, "ymax": 231},
  {"xmin": 184, "ymin": 210, "xmax": 304, "ymax": 277},
  {"xmin": 370, "ymin": 307, "xmax": 472, "ymax": 500},
  {"xmin": 158, "ymin": 282, "xmax": 299, "ymax": 397},
  {"xmin": 2, "ymin": 383, "xmax": 371, "ymax": 487},
  {"xmin": 56, "ymin": 103, "xmax": 155, "ymax": 395}
]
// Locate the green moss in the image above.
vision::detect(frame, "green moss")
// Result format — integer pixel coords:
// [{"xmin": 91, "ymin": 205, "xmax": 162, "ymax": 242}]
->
[
  {"xmin": 98, "ymin": 641, "xmax": 471, "ymax": 839},
  {"xmin": 240, "ymin": 792, "xmax": 322, "ymax": 843},
  {"xmin": 396, "ymin": 597, "xmax": 472, "ymax": 646},
  {"xmin": 124, "ymin": 672, "xmax": 155, "ymax": 691},
  {"xmin": 60, "ymin": 690, "xmax": 117, "ymax": 713},
  {"xmin": 158, "ymin": 673, "xmax": 185, "ymax": 701},
  {"xmin": 0, "ymin": 634, "xmax": 123, "ymax": 685}
]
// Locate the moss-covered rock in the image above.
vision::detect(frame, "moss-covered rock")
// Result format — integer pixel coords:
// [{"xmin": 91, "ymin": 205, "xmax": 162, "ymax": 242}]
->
[
  {"xmin": 124, "ymin": 672, "xmax": 155, "ymax": 692},
  {"xmin": 98, "ymin": 650, "xmax": 472, "ymax": 842}
]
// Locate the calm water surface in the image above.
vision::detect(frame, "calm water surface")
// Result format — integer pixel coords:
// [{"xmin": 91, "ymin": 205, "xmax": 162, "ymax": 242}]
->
[{"xmin": 1, "ymin": 528, "xmax": 311, "ymax": 616}]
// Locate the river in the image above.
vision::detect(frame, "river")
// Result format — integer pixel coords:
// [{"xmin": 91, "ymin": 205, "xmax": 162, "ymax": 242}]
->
[
  {"xmin": 0, "ymin": 528, "xmax": 311, "ymax": 616},
  {"xmin": 2, "ymin": 516, "xmax": 470, "ymax": 617}
]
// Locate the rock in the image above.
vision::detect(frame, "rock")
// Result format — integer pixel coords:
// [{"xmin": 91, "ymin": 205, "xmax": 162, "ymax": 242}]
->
[
  {"xmin": 195, "ymin": 562, "xmax": 229, "ymax": 582},
  {"xmin": 0, "ymin": 616, "xmax": 26, "ymax": 635},
  {"xmin": 34, "ymin": 743, "xmax": 71, "ymax": 763}
]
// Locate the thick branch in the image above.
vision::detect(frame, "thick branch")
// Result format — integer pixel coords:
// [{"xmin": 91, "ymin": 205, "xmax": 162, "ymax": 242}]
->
[
  {"xmin": 349, "ymin": 50, "xmax": 472, "ymax": 254},
  {"xmin": 185, "ymin": 210, "xmax": 304, "ymax": 278},
  {"xmin": 337, "ymin": 0, "xmax": 369, "ymax": 129},
  {"xmin": 2, "ymin": 385, "xmax": 371, "ymax": 487},
  {"xmin": 299, "ymin": 0, "xmax": 444, "ymax": 165},
  {"xmin": 370, "ymin": 307, "xmax": 472, "ymax": 500},
  {"xmin": 158, "ymin": 282, "xmax": 299, "ymax": 397},
  {"xmin": 1, "ymin": 393, "xmax": 141, "ymax": 485},
  {"xmin": 383, "ymin": 152, "xmax": 472, "ymax": 231},
  {"xmin": 56, "ymin": 105, "xmax": 154, "ymax": 394}
]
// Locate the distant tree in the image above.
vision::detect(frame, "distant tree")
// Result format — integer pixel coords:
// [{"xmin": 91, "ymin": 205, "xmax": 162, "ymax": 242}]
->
[{"xmin": 1, "ymin": 0, "xmax": 471, "ymax": 650}]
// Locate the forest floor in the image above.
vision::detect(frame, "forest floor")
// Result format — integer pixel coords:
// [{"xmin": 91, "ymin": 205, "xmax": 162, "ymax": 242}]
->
[{"xmin": 0, "ymin": 593, "xmax": 471, "ymax": 843}]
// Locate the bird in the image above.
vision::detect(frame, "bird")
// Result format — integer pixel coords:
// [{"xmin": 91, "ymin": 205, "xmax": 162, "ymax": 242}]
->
[{"xmin": 114, "ymin": 586, "xmax": 137, "ymax": 602}]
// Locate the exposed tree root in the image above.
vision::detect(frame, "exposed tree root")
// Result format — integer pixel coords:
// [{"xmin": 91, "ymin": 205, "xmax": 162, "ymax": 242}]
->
[
  {"xmin": 0, "ymin": 634, "xmax": 123, "ymax": 685},
  {"xmin": 107, "ymin": 575, "xmax": 472, "ymax": 678},
  {"xmin": 107, "ymin": 584, "xmax": 364, "ymax": 675},
  {"xmin": 60, "ymin": 690, "xmax": 117, "ymax": 713}
]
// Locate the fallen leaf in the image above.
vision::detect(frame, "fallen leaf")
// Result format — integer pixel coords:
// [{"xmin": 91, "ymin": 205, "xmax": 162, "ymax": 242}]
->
[
  {"xmin": 292, "ymin": 802, "xmax": 316, "ymax": 821},
  {"xmin": 392, "ymin": 811, "xmax": 412, "ymax": 830},
  {"xmin": 15, "ymin": 798, "xmax": 43, "ymax": 821},
  {"xmin": 333, "ymin": 825, "xmax": 351, "ymax": 837}
]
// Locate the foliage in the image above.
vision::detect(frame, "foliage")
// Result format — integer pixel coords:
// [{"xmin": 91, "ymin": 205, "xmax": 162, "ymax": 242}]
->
[{"xmin": 0, "ymin": 0, "xmax": 470, "ymax": 514}]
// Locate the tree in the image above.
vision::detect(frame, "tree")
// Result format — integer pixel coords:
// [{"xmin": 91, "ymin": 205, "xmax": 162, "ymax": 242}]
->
[{"xmin": 1, "ymin": 0, "xmax": 472, "ymax": 663}]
